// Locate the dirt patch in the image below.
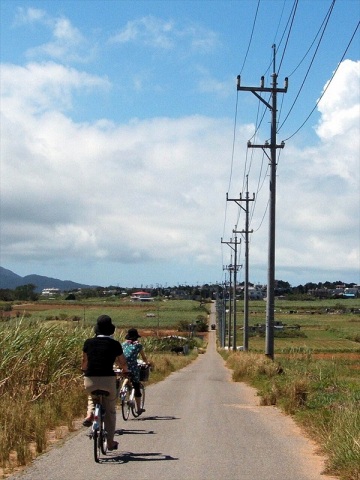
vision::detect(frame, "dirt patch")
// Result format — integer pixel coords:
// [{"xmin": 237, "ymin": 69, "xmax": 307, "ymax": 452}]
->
[
  {"xmin": 312, "ymin": 352, "xmax": 360, "ymax": 360},
  {"xmin": 278, "ymin": 352, "xmax": 360, "ymax": 361}
]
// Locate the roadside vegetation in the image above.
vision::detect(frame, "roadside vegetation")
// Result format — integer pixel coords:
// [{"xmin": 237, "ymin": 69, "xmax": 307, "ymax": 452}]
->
[
  {"xmin": 0, "ymin": 299, "xmax": 209, "ymax": 477},
  {"xmin": 222, "ymin": 297, "xmax": 360, "ymax": 480},
  {"xmin": 1, "ymin": 295, "xmax": 359, "ymax": 479}
]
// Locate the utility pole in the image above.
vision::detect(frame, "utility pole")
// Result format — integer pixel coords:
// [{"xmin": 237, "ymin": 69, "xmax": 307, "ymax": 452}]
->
[
  {"xmin": 237, "ymin": 45, "xmax": 288, "ymax": 360},
  {"xmin": 223, "ymin": 260, "xmax": 232, "ymax": 349},
  {"xmin": 220, "ymin": 279, "xmax": 227, "ymax": 348},
  {"xmin": 229, "ymin": 177, "xmax": 255, "ymax": 352},
  {"xmin": 221, "ymin": 235, "xmax": 241, "ymax": 351}
]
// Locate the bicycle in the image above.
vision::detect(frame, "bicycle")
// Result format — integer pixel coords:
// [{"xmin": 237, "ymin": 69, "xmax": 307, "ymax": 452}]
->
[
  {"xmin": 88, "ymin": 389, "xmax": 108, "ymax": 462},
  {"xmin": 116, "ymin": 363, "xmax": 150, "ymax": 421}
]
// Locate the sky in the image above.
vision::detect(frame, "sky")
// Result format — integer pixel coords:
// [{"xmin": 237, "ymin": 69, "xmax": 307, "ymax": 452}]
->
[{"xmin": 0, "ymin": 0, "xmax": 359, "ymax": 289}]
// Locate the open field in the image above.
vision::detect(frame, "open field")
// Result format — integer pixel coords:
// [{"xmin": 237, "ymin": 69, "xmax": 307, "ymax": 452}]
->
[
  {"xmin": 233, "ymin": 298, "xmax": 360, "ymax": 353},
  {"xmin": 4, "ymin": 298, "xmax": 209, "ymax": 332},
  {"xmin": 1, "ymin": 297, "xmax": 359, "ymax": 479}
]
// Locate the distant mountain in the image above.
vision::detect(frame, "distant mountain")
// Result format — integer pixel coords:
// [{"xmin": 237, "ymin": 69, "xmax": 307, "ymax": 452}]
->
[
  {"xmin": 0, "ymin": 267, "xmax": 97, "ymax": 292},
  {"xmin": 0, "ymin": 267, "xmax": 23, "ymax": 289}
]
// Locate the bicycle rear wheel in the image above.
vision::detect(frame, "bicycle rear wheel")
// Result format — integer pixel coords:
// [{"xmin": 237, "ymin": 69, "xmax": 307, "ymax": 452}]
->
[
  {"xmin": 121, "ymin": 384, "xmax": 131, "ymax": 421},
  {"xmin": 131, "ymin": 383, "xmax": 145, "ymax": 417}
]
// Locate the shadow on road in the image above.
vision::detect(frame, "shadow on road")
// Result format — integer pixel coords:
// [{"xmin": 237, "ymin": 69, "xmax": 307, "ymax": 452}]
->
[
  {"xmin": 99, "ymin": 451, "xmax": 178, "ymax": 464},
  {"xmin": 115, "ymin": 428, "xmax": 155, "ymax": 435},
  {"xmin": 135, "ymin": 415, "xmax": 179, "ymax": 421}
]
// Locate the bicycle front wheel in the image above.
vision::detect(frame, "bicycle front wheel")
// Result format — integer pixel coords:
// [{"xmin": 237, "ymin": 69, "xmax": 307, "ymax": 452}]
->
[
  {"xmin": 100, "ymin": 419, "xmax": 108, "ymax": 455},
  {"xmin": 121, "ymin": 384, "xmax": 131, "ymax": 421},
  {"xmin": 131, "ymin": 383, "xmax": 145, "ymax": 417},
  {"xmin": 93, "ymin": 430, "xmax": 99, "ymax": 463}
]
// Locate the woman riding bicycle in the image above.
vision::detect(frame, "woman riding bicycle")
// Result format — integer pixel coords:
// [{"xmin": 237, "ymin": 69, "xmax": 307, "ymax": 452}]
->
[
  {"xmin": 122, "ymin": 328, "xmax": 150, "ymax": 416},
  {"xmin": 82, "ymin": 315, "xmax": 128, "ymax": 451}
]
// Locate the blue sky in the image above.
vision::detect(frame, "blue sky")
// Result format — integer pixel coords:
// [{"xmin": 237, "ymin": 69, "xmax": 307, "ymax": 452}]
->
[{"xmin": 1, "ymin": 0, "xmax": 359, "ymax": 288}]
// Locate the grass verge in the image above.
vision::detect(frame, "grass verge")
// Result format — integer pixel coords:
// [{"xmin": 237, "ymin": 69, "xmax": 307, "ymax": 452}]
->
[{"xmin": 222, "ymin": 350, "xmax": 360, "ymax": 480}]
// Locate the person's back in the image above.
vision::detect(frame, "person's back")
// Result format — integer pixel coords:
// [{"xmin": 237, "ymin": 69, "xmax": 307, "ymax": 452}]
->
[
  {"xmin": 122, "ymin": 328, "xmax": 149, "ymax": 415},
  {"xmin": 81, "ymin": 315, "xmax": 128, "ymax": 450},
  {"xmin": 83, "ymin": 336, "xmax": 121, "ymax": 376}
]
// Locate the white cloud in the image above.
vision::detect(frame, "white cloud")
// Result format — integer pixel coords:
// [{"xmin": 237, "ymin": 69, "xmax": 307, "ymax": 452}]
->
[
  {"xmin": 109, "ymin": 15, "xmax": 219, "ymax": 53},
  {"xmin": 0, "ymin": 58, "xmax": 359, "ymax": 285},
  {"xmin": 13, "ymin": 7, "xmax": 94, "ymax": 63},
  {"xmin": 1, "ymin": 62, "xmax": 110, "ymax": 114},
  {"xmin": 14, "ymin": 7, "xmax": 48, "ymax": 25},
  {"xmin": 110, "ymin": 16, "xmax": 175, "ymax": 49},
  {"xmin": 1, "ymin": 61, "xmax": 235, "ymax": 267}
]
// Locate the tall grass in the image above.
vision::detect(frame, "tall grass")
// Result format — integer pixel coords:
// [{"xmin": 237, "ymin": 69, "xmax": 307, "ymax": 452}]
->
[
  {"xmin": 224, "ymin": 350, "xmax": 360, "ymax": 480},
  {"xmin": 0, "ymin": 318, "xmax": 89, "ymax": 473},
  {"xmin": 0, "ymin": 315, "xmax": 200, "ymax": 475}
]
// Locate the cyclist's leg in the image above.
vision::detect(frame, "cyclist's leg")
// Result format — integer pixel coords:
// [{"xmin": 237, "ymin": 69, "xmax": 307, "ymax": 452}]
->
[
  {"xmin": 84, "ymin": 376, "xmax": 117, "ymax": 449},
  {"xmin": 100, "ymin": 377, "xmax": 117, "ymax": 449},
  {"xmin": 133, "ymin": 381, "xmax": 145, "ymax": 413},
  {"xmin": 83, "ymin": 377, "xmax": 96, "ymax": 426},
  {"xmin": 86, "ymin": 395, "xmax": 94, "ymax": 417}
]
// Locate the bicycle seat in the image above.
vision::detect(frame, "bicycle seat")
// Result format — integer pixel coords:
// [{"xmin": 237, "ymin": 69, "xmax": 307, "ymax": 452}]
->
[{"xmin": 91, "ymin": 389, "xmax": 110, "ymax": 397}]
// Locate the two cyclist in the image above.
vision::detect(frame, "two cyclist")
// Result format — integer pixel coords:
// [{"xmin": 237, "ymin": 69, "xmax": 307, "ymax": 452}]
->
[
  {"xmin": 81, "ymin": 315, "xmax": 128, "ymax": 451},
  {"xmin": 82, "ymin": 319, "xmax": 151, "ymax": 449}
]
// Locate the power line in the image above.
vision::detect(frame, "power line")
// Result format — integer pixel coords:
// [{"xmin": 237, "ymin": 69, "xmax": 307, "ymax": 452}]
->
[
  {"xmin": 263, "ymin": 0, "xmax": 298, "ymax": 77},
  {"xmin": 222, "ymin": 90, "xmax": 240, "ymax": 244},
  {"xmin": 239, "ymin": 0, "xmax": 261, "ymax": 75},
  {"xmin": 287, "ymin": 3, "xmax": 332, "ymax": 79},
  {"xmin": 277, "ymin": 0, "xmax": 336, "ymax": 133},
  {"xmin": 283, "ymin": 19, "xmax": 359, "ymax": 142},
  {"xmin": 277, "ymin": 0, "xmax": 299, "ymax": 75}
]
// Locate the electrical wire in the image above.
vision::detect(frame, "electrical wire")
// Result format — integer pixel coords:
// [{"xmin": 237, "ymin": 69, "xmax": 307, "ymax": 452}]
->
[
  {"xmin": 283, "ymin": 19, "xmax": 359, "ymax": 142},
  {"xmin": 239, "ymin": 0, "xmax": 260, "ymax": 75},
  {"xmin": 287, "ymin": 6, "xmax": 331, "ymax": 79},
  {"xmin": 251, "ymin": 199, "xmax": 269, "ymax": 233},
  {"xmin": 263, "ymin": 0, "xmax": 298, "ymax": 77},
  {"xmin": 277, "ymin": 0, "xmax": 299, "ymax": 75},
  {"xmin": 277, "ymin": 0, "xmax": 336, "ymax": 133},
  {"xmin": 222, "ymin": 91, "xmax": 239, "ymax": 243},
  {"xmin": 222, "ymin": 0, "xmax": 263, "ymax": 264}
]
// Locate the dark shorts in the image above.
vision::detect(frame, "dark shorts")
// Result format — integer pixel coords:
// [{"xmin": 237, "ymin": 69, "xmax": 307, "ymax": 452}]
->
[{"xmin": 132, "ymin": 380, "xmax": 142, "ymax": 397}]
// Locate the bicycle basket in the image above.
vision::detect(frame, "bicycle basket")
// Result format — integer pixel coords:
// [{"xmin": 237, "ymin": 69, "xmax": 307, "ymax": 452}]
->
[{"xmin": 139, "ymin": 364, "xmax": 150, "ymax": 381}]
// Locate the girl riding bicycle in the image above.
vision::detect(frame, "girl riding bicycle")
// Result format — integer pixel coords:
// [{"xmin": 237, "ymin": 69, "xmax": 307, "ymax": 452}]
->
[
  {"xmin": 122, "ymin": 328, "xmax": 150, "ymax": 416},
  {"xmin": 82, "ymin": 315, "xmax": 128, "ymax": 450}
]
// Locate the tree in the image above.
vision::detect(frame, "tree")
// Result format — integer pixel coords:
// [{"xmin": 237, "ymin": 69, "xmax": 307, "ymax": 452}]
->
[
  {"xmin": 0, "ymin": 289, "xmax": 15, "ymax": 301},
  {"xmin": 14, "ymin": 284, "xmax": 38, "ymax": 301}
]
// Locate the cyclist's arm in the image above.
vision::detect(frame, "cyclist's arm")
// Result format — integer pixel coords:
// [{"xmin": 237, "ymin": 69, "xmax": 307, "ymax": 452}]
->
[
  {"xmin": 81, "ymin": 352, "xmax": 88, "ymax": 371},
  {"xmin": 140, "ymin": 350, "xmax": 150, "ymax": 365},
  {"xmin": 116, "ymin": 353, "xmax": 129, "ymax": 373}
]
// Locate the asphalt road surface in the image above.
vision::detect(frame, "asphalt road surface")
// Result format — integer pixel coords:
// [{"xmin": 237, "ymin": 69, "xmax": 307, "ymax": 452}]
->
[{"xmin": 9, "ymin": 304, "xmax": 337, "ymax": 480}]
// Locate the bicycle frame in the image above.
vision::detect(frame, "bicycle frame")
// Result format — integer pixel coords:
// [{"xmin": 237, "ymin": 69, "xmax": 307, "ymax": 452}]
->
[
  {"xmin": 116, "ymin": 367, "xmax": 148, "ymax": 420},
  {"xmin": 90, "ymin": 390, "xmax": 108, "ymax": 462}
]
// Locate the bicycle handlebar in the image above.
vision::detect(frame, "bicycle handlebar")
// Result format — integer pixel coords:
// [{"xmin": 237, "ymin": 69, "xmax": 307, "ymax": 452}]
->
[{"xmin": 114, "ymin": 363, "xmax": 151, "ymax": 374}]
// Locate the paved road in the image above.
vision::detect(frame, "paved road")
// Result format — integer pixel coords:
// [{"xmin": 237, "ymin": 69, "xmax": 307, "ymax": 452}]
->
[{"xmin": 9, "ymin": 304, "xmax": 337, "ymax": 480}]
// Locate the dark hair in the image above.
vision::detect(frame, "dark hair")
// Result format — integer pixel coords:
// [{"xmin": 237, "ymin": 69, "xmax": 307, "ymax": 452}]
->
[
  {"xmin": 125, "ymin": 328, "xmax": 141, "ymax": 340},
  {"xmin": 94, "ymin": 315, "xmax": 115, "ymax": 336}
]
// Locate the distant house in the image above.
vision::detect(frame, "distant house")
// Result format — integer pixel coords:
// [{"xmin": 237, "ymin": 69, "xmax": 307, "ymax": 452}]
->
[
  {"xmin": 344, "ymin": 288, "xmax": 359, "ymax": 298},
  {"xmin": 248, "ymin": 288, "xmax": 264, "ymax": 300},
  {"xmin": 130, "ymin": 291, "xmax": 154, "ymax": 302},
  {"xmin": 41, "ymin": 288, "xmax": 61, "ymax": 296}
]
